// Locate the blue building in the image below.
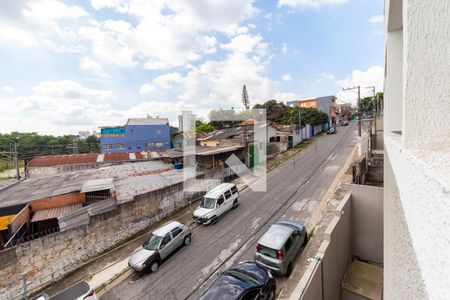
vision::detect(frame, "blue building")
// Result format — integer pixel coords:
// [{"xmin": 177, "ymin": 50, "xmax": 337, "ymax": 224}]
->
[{"xmin": 100, "ymin": 117, "xmax": 171, "ymax": 153}]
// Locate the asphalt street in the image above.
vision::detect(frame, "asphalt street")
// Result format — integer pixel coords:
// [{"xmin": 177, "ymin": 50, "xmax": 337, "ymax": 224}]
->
[{"xmin": 102, "ymin": 123, "xmax": 357, "ymax": 300}]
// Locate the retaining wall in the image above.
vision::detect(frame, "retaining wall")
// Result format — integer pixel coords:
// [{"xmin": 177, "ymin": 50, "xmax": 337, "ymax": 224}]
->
[{"xmin": 0, "ymin": 179, "xmax": 207, "ymax": 299}]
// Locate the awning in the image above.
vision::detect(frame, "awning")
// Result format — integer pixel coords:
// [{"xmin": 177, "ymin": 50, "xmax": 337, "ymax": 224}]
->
[
  {"xmin": 81, "ymin": 178, "xmax": 115, "ymax": 193},
  {"xmin": 0, "ymin": 215, "xmax": 16, "ymax": 230},
  {"xmin": 31, "ymin": 203, "xmax": 82, "ymax": 222}
]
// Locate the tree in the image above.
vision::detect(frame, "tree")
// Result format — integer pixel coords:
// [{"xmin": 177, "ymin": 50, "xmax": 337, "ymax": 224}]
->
[
  {"xmin": 242, "ymin": 85, "xmax": 250, "ymax": 110},
  {"xmin": 196, "ymin": 123, "xmax": 215, "ymax": 133}
]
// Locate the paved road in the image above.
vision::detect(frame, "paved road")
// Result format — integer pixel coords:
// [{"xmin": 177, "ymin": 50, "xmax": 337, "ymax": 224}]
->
[{"xmin": 102, "ymin": 124, "xmax": 357, "ymax": 300}]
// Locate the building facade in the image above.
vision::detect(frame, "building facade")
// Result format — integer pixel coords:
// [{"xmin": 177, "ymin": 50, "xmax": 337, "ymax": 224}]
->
[
  {"xmin": 100, "ymin": 117, "xmax": 170, "ymax": 153},
  {"xmin": 384, "ymin": 0, "xmax": 450, "ymax": 299},
  {"xmin": 287, "ymin": 95, "xmax": 337, "ymax": 125}
]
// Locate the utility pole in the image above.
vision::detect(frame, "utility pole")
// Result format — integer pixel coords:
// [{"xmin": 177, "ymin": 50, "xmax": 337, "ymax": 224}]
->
[
  {"xmin": 14, "ymin": 142, "xmax": 20, "ymax": 180},
  {"xmin": 343, "ymin": 86, "xmax": 361, "ymax": 137},
  {"xmin": 366, "ymin": 86, "xmax": 376, "ymax": 135}
]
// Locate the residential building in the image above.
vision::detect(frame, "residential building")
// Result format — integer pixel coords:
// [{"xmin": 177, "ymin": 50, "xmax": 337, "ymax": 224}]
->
[
  {"xmin": 100, "ymin": 117, "xmax": 170, "ymax": 153},
  {"xmin": 384, "ymin": 0, "xmax": 450, "ymax": 299},
  {"xmin": 77, "ymin": 131, "xmax": 91, "ymax": 139},
  {"xmin": 287, "ymin": 96, "xmax": 337, "ymax": 125}
]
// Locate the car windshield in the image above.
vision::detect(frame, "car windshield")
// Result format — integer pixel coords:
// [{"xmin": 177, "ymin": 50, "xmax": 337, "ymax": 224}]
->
[
  {"xmin": 142, "ymin": 234, "xmax": 162, "ymax": 250},
  {"xmin": 223, "ymin": 270, "xmax": 260, "ymax": 288},
  {"xmin": 200, "ymin": 197, "xmax": 216, "ymax": 209}
]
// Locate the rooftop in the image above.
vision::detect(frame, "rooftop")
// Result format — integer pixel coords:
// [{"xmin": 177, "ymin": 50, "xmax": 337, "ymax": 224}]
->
[
  {"xmin": 125, "ymin": 118, "xmax": 169, "ymax": 126},
  {"xmin": 0, "ymin": 160, "xmax": 178, "ymax": 208}
]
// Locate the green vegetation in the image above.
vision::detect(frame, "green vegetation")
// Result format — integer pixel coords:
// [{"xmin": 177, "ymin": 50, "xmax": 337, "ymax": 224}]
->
[
  {"xmin": 254, "ymin": 100, "xmax": 329, "ymax": 125},
  {"xmin": 0, "ymin": 132, "xmax": 100, "ymax": 161},
  {"xmin": 307, "ymin": 227, "xmax": 315, "ymax": 241}
]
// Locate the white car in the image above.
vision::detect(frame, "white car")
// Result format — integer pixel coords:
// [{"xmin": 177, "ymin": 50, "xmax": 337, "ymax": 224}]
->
[
  {"xmin": 128, "ymin": 221, "xmax": 192, "ymax": 273},
  {"xmin": 193, "ymin": 183, "xmax": 239, "ymax": 225}
]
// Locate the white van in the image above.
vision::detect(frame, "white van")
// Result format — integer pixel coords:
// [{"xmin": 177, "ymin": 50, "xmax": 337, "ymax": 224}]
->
[{"xmin": 193, "ymin": 183, "xmax": 239, "ymax": 225}]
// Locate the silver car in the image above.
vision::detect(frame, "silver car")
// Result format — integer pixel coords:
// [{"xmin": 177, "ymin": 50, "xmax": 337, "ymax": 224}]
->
[
  {"xmin": 128, "ymin": 221, "xmax": 192, "ymax": 273},
  {"xmin": 254, "ymin": 220, "xmax": 307, "ymax": 276}
]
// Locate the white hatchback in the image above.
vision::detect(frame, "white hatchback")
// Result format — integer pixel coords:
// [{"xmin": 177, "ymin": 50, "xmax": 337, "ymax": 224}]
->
[{"xmin": 193, "ymin": 183, "xmax": 239, "ymax": 225}]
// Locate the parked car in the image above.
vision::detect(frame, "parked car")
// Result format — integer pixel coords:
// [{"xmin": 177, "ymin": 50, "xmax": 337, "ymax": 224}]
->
[
  {"xmin": 34, "ymin": 280, "xmax": 97, "ymax": 300},
  {"xmin": 200, "ymin": 262, "xmax": 276, "ymax": 300},
  {"xmin": 340, "ymin": 120, "xmax": 349, "ymax": 126},
  {"xmin": 254, "ymin": 221, "xmax": 307, "ymax": 276},
  {"xmin": 128, "ymin": 221, "xmax": 191, "ymax": 273},
  {"xmin": 193, "ymin": 183, "xmax": 239, "ymax": 225},
  {"xmin": 327, "ymin": 126, "xmax": 337, "ymax": 134}
]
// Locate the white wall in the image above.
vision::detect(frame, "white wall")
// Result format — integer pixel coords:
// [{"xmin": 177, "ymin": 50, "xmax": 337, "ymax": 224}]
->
[{"xmin": 384, "ymin": 0, "xmax": 450, "ymax": 299}]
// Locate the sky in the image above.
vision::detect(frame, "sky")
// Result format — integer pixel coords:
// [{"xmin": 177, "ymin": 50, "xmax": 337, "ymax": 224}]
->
[{"xmin": 0, "ymin": 0, "xmax": 384, "ymax": 135}]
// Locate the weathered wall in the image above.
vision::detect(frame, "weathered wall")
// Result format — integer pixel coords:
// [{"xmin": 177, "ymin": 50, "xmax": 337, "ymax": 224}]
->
[
  {"xmin": 30, "ymin": 193, "xmax": 85, "ymax": 211},
  {"xmin": 350, "ymin": 184, "xmax": 383, "ymax": 264},
  {"xmin": 0, "ymin": 180, "xmax": 204, "ymax": 299}
]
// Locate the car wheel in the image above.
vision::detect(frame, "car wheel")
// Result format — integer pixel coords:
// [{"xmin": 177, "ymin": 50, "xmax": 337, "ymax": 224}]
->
[
  {"xmin": 150, "ymin": 261, "xmax": 159, "ymax": 273},
  {"xmin": 184, "ymin": 235, "xmax": 191, "ymax": 246},
  {"xmin": 210, "ymin": 216, "xmax": 218, "ymax": 225},
  {"xmin": 268, "ymin": 287, "xmax": 276, "ymax": 300},
  {"xmin": 232, "ymin": 199, "xmax": 238, "ymax": 208},
  {"xmin": 286, "ymin": 263, "xmax": 293, "ymax": 276}
]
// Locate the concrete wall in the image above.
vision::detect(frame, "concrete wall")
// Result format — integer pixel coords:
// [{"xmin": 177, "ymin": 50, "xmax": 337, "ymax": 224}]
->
[
  {"xmin": 289, "ymin": 194, "xmax": 352, "ymax": 300},
  {"xmin": 290, "ymin": 188, "xmax": 384, "ymax": 300},
  {"xmin": 0, "ymin": 180, "xmax": 204, "ymax": 299},
  {"xmin": 350, "ymin": 184, "xmax": 383, "ymax": 264},
  {"xmin": 384, "ymin": 0, "xmax": 450, "ymax": 298}
]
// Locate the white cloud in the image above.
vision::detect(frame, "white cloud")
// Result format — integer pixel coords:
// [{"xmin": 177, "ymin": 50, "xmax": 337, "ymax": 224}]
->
[
  {"xmin": 32, "ymin": 80, "xmax": 115, "ymax": 101},
  {"xmin": 140, "ymin": 72, "xmax": 184, "ymax": 94},
  {"xmin": 278, "ymin": 0, "xmax": 348, "ymax": 9},
  {"xmin": 0, "ymin": 0, "xmax": 89, "ymax": 51},
  {"xmin": 281, "ymin": 43, "xmax": 288, "ymax": 54},
  {"xmin": 80, "ymin": 57, "xmax": 109, "ymax": 78},
  {"xmin": 368, "ymin": 15, "xmax": 384, "ymax": 24},
  {"xmin": 282, "ymin": 74, "xmax": 292, "ymax": 81},
  {"xmin": 336, "ymin": 65, "xmax": 384, "ymax": 104},
  {"xmin": 273, "ymin": 92, "xmax": 297, "ymax": 102},
  {"xmin": 316, "ymin": 72, "xmax": 335, "ymax": 83},
  {"xmin": 221, "ymin": 34, "xmax": 267, "ymax": 55},
  {"xmin": 1, "ymin": 86, "xmax": 15, "ymax": 92}
]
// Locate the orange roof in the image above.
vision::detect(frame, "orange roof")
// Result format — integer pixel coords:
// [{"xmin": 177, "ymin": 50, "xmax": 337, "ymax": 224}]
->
[{"xmin": 27, "ymin": 153, "xmax": 99, "ymax": 167}]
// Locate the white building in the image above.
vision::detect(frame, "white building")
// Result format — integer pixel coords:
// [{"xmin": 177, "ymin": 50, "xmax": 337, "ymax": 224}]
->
[{"xmin": 384, "ymin": 1, "xmax": 450, "ymax": 299}]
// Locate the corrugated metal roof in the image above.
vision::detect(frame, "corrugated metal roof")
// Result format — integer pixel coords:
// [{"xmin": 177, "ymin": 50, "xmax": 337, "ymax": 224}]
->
[
  {"xmin": 27, "ymin": 153, "xmax": 99, "ymax": 167},
  {"xmin": 126, "ymin": 118, "xmax": 169, "ymax": 125},
  {"xmin": 27, "ymin": 152, "xmax": 155, "ymax": 168},
  {"xmin": 31, "ymin": 203, "xmax": 82, "ymax": 222},
  {"xmin": 81, "ymin": 178, "xmax": 114, "ymax": 193}
]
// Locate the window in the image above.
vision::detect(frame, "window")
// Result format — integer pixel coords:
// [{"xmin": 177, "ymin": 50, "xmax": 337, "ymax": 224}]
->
[
  {"xmin": 231, "ymin": 186, "xmax": 238, "ymax": 194},
  {"xmin": 160, "ymin": 233, "xmax": 171, "ymax": 248},
  {"xmin": 102, "ymin": 144, "xmax": 113, "ymax": 150},
  {"xmin": 155, "ymin": 142, "xmax": 164, "ymax": 148},
  {"xmin": 145, "ymin": 142, "xmax": 155, "ymax": 148},
  {"xmin": 157, "ymin": 129, "xmax": 161, "ymax": 135},
  {"xmin": 171, "ymin": 227, "xmax": 183, "ymax": 238},
  {"xmin": 115, "ymin": 143, "xmax": 125, "ymax": 149},
  {"xmin": 137, "ymin": 146, "xmax": 141, "ymax": 150},
  {"xmin": 217, "ymin": 195, "xmax": 224, "ymax": 207},
  {"xmin": 224, "ymin": 190, "xmax": 232, "ymax": 199},
  {"xmin": 284, "ymin": 237, "xmax": 293, "ymax": 252}
]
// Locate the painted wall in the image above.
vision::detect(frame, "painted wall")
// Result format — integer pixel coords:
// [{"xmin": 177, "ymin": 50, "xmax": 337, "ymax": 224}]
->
[
  {"xmin": 101, "ymin": 124, "xmax": 170, "ymax": 153},
  {"xmin": 384, "ymin": 0, "xmax": 450, "ymax": 298}
]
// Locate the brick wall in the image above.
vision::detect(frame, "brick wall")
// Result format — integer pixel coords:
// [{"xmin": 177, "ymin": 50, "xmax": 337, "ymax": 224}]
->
[{"xmin": 0, "ymin": 180, "xmax": 206, "ymax": 299}]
